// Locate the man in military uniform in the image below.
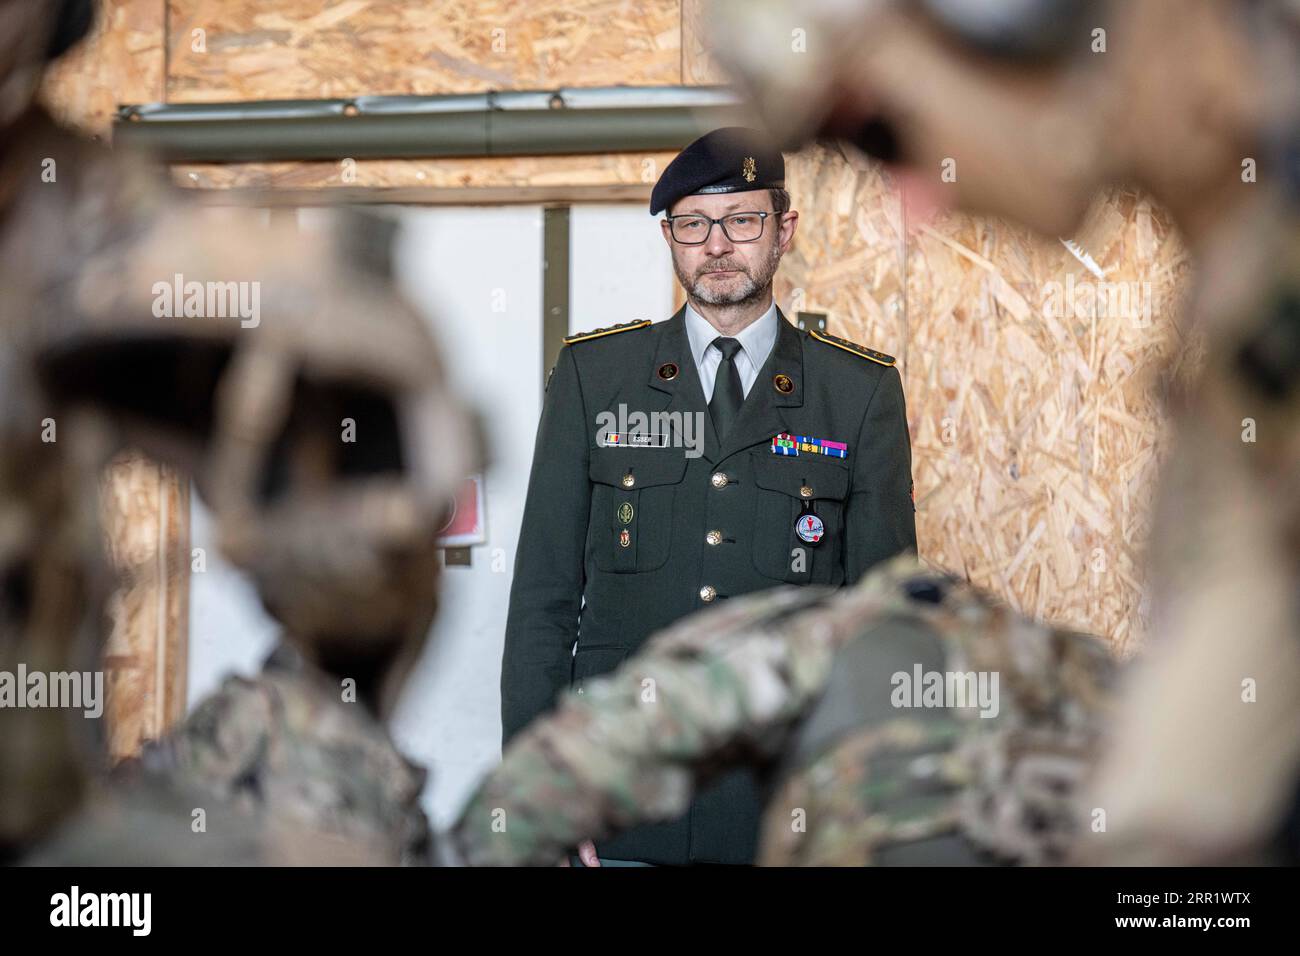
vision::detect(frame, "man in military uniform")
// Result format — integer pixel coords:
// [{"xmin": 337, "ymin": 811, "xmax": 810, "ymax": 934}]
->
[{"xmin": 501, "ymin": 126, "xmax": 917, "ymax": 865}]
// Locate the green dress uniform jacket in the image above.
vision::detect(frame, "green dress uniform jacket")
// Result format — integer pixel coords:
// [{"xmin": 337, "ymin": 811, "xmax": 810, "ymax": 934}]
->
[{"xmin": 501, "ymin": 305, "xmax": 917, "ymax": 864}]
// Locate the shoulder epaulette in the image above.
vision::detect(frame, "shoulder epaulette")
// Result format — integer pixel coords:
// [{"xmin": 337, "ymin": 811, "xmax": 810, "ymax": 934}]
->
[
  {"xmin": 809, "ymin": 328, "xmax": 896, "ymax": 366},
  {"xmin": 563, "ymin": 319, "xmax": 652, "ymax": 345}
]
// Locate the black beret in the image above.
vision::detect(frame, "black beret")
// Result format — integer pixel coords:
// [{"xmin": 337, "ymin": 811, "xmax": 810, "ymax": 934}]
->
[{"xmin": 650, "ymin": 127, "xmax": 785, "ymax": 216}]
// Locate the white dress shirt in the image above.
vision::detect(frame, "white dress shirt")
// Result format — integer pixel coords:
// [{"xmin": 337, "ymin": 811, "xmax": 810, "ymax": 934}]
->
[{"xmin": 684, "ymin": 299, "xmax": 779, "ymax": 402}]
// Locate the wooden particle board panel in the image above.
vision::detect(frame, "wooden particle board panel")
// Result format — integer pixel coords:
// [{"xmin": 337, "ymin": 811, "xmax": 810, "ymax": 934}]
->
[
  {"xmin": 169, "ymin": 150, "xmax": 677, "ymax": 199},
  {"xmin": 40, "ymin": 0, "xmax": 166, "ymax": 137},
  {"xmin": 99, "ymin": 453, "xmax": 190, "ymax": 759},
  {"xmin": 764, "ymin": 141, "xmax": 1195, "ymax": 650},
  {"xmin": 165, "ymin": 0, "xmax": 683, "ymax": 102}
]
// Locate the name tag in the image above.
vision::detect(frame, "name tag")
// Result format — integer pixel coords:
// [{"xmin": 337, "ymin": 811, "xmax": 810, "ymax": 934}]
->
[{"xmin": 602, "ymin": 432, "xmax": 671, "ymax": 448}]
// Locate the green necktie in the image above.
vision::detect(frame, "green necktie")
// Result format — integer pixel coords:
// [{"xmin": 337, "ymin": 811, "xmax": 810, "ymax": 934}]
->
[{"xmin": 708, "ymin": 336, "xmax": 745, "ymax": 442}]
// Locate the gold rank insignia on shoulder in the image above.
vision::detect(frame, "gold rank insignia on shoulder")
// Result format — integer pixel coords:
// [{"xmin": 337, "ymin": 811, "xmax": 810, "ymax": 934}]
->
[
  {"xmin": 809, "ymin": 328, "xmax": 896, "ymax": 366},
  {"xmin": 563, "ymin": 319, "xmax": 652, "ymax": 345}
]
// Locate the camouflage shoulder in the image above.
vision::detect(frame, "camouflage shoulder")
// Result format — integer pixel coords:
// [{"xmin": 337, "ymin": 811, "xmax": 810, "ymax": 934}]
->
[
  {"xmin": 562, "ymin": 319, "xmax": 653, "ymax": 346},
  {"xmin": 166, "ymin": 674, "xmax": 277, "ymax": 776},
  {"xmin": 808, "ymin": 328, "xmax": 896, "ymax": 367}
]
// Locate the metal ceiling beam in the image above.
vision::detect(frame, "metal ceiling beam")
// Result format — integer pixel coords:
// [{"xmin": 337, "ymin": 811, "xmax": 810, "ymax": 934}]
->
[{"xmin": 114, "ymin": 86, "xmax": 745, "ymax": 163}]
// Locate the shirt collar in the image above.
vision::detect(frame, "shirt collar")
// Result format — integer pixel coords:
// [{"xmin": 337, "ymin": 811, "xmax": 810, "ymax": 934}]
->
[{"xmin": 684, "ymin": 298, "xmax": 779, "ymax": 369}]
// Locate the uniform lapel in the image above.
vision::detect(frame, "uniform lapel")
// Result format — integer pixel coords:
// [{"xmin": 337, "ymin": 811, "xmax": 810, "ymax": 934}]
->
[
  {"xmin": 646, "ymin": 306, "xmax": 720, "ymax": 464},
  {"xmin": 716, "ymin": 307, "xmax": 805, "ymax": 462}
]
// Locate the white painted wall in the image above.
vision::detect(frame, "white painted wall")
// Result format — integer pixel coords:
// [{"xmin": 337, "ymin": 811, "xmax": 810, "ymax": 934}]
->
[
  {"xmin": 387, "ymin": 204, "xmax": 544, "ymax": 829},
  {"xmin": 570, "ymin": 204, "xmax": 674, "ymax": 332},
  {"xmin": 187, "ymin": 202, "xmax": 673, "ymax": 831},
  {"xmin": 187, "ymin": 498, "xmax": 279, "ymax": 705}
]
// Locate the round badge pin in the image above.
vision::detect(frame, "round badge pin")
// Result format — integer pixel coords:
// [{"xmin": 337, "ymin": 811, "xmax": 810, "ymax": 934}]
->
[
  {"xmin": 618, "ymin": 502, "xmax": 634, "ymax": 524},
  {"xmin": 773, "ymin": 373, "xmax": 794, "ymax": 394},
  {"xmin": 658, "ymin": 363, "xmax": 679, "ymax": 381},
  {"xmin": 795, "ymin": 512, "xmax": 824, "ymax": 545}
]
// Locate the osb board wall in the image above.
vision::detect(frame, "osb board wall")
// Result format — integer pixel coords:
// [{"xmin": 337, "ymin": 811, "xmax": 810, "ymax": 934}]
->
[
  {"xmin": 681, "ymin": 0, "xmax": 727, "ymax": 85},
  {"xmin": 774, "ymin": 144, "xmax": 1194, "ymax": 651},
  {"xmin": 774, "ymin": 147, "xmax": 907, "ymax": 355},
  {"xmin": 44, "ymin": 1, "xmax": 721, "ymax": 196},
  {"xmin": 164, "ymin": 0, "xmax": 687, "ymax": 195},
  {"xmin": 173, "ymin": 153, "xmax": 677, "ymax": 197},
  {"xmin": 100, "ymin": 454, "xmax": 190, "ymax": 760},
  {"xmin": 40, "ymin": 0, "xmax": 165, "ymax": 138},
  {"xmin": 165, "ymin": 0, "xmax": 682, "ymax": 100}
]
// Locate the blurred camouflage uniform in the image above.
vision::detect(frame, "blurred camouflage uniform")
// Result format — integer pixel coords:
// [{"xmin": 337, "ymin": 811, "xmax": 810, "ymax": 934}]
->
[
  {"xmin": 0, "ymin": 0, "xmax": 148, "ymax": 860},
  {"xmin": 143, "ymin": 644, "xmax": 432, "ymax": 866},
  {"xmin": 30, "ymin": 192, "xmax": 475, "ymax": 865},
  {"xmin": 29, "ymin": 774, "xmax": 398, "ymax": 867},
  {"xmin": 1080, "ymin": 210, "xmax": 1300, "ymax": 865},
  {"xmin": 717, "ymin": 0, "xmax": 1300, "ymax": 868},
  {"xmin": 58, "ymin": 197, "xmax": 478, "ymax": 864},
  {"xmin": 2, "ymin": 1, "xmax": 478, "ymax": 865},
  {"xmin": 452, "ymin": 554, "xmax": 1115, "ymax": 866}
]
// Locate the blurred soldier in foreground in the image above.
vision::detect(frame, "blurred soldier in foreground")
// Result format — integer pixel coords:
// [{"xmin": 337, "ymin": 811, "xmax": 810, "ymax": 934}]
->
[
  {"xmin": 454, "ymin": 0, "xmax": 1300, "ymax": 865},
  {"xmin": 102, "ymin": 207, "xmax": 473, "ymax": 866},
  {"xmin": 455, "ymin": 555, "xmax": 1114, "ymax": 866},
  {"xmin": 0, "ymin": 0, "xmax": 126, "ymax": 863},
  {"xmin": 2, "ymin": 0, "xmax": 477, "ymax": 864}
]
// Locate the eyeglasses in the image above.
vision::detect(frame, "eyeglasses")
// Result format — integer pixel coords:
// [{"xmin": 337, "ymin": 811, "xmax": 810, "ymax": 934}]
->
[{"xmin": 664, "ymin": 211, "xmax": 774, "ymax": 245}]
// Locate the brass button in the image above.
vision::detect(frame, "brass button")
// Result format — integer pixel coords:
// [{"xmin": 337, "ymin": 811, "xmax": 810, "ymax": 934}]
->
[
  {"xmin": 799, "ymin": 485, "xmax": 814, "ymax": 498},
  {"xmin": 710, "ymin": 472, "xmax": 728, "ymax": 489},
  {"xmin": 622, "ymin": 473, "xmax": 635, "ymax": 488},
  {"xmin": 699, "ymin": 585, "xmax": 717, "ymax": 603},
  {"xmin": 705, "ymin": 530, "xmax": 722, "ymax": 546}
]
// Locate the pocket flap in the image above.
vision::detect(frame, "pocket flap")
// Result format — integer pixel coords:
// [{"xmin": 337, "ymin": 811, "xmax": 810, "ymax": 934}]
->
[
  {"xmin": 752, "ymin": 454, "xmax": 850, "ymax": 501},
  {"xmin": 572, "ymin": 644, "xmax": 627, "ymax": 684},
  {"xmin": 589, "ymin": 447, "xmax": 688, "ymax": 488}
]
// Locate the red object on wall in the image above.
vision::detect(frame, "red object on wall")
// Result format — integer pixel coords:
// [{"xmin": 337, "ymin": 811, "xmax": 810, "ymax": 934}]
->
[{"xmin": 437, "ymin": 475, "xmax": 486, "ymax": 546}]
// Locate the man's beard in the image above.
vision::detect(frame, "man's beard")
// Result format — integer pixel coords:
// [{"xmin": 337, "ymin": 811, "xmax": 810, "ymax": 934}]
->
[{"xmin": 676, "ymin": 240, "xmax": 782, "ymax": 306}]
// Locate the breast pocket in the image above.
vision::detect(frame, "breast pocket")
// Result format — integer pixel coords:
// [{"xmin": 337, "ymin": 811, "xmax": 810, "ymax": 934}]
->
[
  {"xmin": 588, "ymin": 448, "xmax": 687, "ymax": 573},
  {"xmin": 750, "ymin": 454, "xmax": 849, "ymax": 585}
]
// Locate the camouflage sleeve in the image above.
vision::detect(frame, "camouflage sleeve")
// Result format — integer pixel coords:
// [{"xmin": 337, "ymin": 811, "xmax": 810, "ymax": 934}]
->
[
  {"xmin": 149, "ymin": 675, "xmax": 276, "ymax": 801},
  {"xmin": 452, "ymin": 585, "xmax": 845, "ymax": 865},
  {"xmin": 758, "ymin": 580, "xmax": 1118, "ymax": 866}
]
